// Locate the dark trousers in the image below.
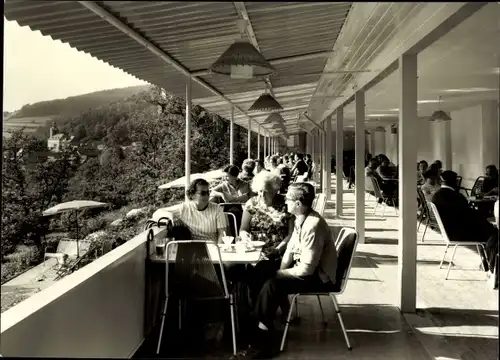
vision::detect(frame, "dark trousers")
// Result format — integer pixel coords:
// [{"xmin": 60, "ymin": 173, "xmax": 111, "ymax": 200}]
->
[{"xmin": 255, "ymin": 273, "xmax": 333, "ymax": 329}]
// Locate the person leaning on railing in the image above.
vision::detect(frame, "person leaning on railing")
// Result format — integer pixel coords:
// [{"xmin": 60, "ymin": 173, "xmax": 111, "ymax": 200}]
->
[{"xmin": 152, "ymin": 178, "xmax": 229, "ymax": 243}]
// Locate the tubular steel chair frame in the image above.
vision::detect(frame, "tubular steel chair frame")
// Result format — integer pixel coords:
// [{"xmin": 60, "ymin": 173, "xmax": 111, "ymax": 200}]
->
[
  {"xmin": 370, "ymin": 176, "xmax": 398, "ymax": 217},
  {"xmin": 224, "ymin": 212, "xmax": 238, "ymax": 238},
  {"xmin": 156, "ymin": 240, "xmax": 237, "ymax": 356},
  {"xmin": 417, "ymin": 188, "xmax": 438, "ymax": 242},
  {"xmin": 428, "ymin": 202, "xmax": 487, "ymax": 280},
  {"xmin": 280, "ymin": 227, "xmax": 359, "ymax": 352}
]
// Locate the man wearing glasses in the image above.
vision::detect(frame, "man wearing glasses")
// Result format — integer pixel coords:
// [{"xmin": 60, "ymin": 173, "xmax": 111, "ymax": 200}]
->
[{"xmin": 242, "ymin": 182, "xmax": 338, "ymax": 358}]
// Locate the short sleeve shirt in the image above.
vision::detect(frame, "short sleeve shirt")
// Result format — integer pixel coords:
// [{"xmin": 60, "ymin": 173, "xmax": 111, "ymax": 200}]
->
[{"xmin": 173, "ymin": 202, "xmax": 228, "ymax": 242}]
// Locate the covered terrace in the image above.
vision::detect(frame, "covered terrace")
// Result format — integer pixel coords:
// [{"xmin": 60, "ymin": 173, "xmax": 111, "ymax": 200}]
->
[{"xmin": 1, "ymin": 1, "xmax": 498, "ymax": 358}]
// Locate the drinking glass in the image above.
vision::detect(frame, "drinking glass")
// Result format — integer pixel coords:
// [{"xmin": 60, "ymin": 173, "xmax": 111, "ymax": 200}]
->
[
  {"xmin": 221, "ymin": 235, "xmax": 234, "ymax": 251},
  {"xmin": 155, "ymin": 237, "xmax": 166, "ymax": 257}
]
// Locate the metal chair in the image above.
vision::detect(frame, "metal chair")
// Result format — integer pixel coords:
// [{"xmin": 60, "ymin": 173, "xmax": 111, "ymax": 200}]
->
[
  {"xmin": 224, "ymin": 212, "xmax": 238, "ymax": 238},
  {"xmin": 156, "ymin": 240, "xmax": 237, "ymax": 355},
  {"xmin": 463, "ymin": 176, "xmax": 485, "ymax": 197},
  {"xmin": 417, "ymin": 188, "xmax": 438, "ymax": 242},
  {"xmin": 370, "ymin": 176, "xmax": 398, "ymax": 217},
  {"xmin": 428, "ymin": 202, "xmax": 487, "ymax": 279},
  {"xmin": 280, "ymin": 227, "xmax": 359, "ymax": 352}
]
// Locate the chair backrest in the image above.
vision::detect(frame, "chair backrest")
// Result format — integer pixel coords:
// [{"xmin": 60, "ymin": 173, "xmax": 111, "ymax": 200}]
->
[
  {"xmin": 165, "ymin": 240, "xmax": 229, "ymax": 301},
  {"xmin": 428, "ymin": 202, "xmax": 450, "ymax": 243},
  {"xmin": 312, "ymin": 193, "xmax": 327, "ymax": 215},
  {"xmin": 370, "ymin": 176, "xmax": 383, "ymax": 198},
  {"xmin": 224, "ymin": 212, "xmax": 238, "ymax": 237},
  {"xmin": 471, "ymin": 176, "xmax": 485, "ymax": 196},
  {"xmin": 333, "ymin": 227, "xmax": 359, "ymax": 293},
  {"xmin": 417, "ymin": 187, "xmax": 430, "ymax": 216},
  {"xmin": 455, "ymin": 176, "xmax": 463, "ymax": 191}
]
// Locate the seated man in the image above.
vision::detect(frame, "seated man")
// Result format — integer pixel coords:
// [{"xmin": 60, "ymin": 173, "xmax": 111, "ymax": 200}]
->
[
  {"xmin": 243, "ymin": 183, "xmax": 338, "ymax": 358},
  {"xmin": 482, "ymin": 164, "xmax": 499, "ymax": 196},
  {"xmin": 432, "ymin": 171, "xmax": 498, "ymax": 272}
]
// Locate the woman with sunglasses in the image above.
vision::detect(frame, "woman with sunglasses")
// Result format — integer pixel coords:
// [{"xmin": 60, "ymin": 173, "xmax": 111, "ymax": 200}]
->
[{"xmin": 152, "ymin": 178, "xmax": 229, "ymax": 242}]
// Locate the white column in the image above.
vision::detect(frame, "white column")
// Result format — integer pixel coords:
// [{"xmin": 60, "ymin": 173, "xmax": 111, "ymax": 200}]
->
[
  {"xmin": 324, "ymin": 117, "xmax": 332, "ymax": 200},
  {"xmin": 264, "ymin": 133, "xmax": 267, "ymax": 158},
  {"xmin": 248, "ymin": 118, "xmax": 251, "ymax": 159},
  {"xmin": 318, "ymin": 129, "xmax": 323, "ymax": 191},
  {"xmin": 230, "ymin": 105, "xmax": 234, "ymax": 165},
  {"xmin": 365, "ymin": 131, "xmax": 372, "ymax": 156},
  {"xmin": 185, "ymin": 77, "xmax": 192, "ymax": 202},
  {"xmin": 355, "ymin": 90, "xmax": 365, "ymax": 244},
  {"xmin": 398, "ymin": 53, "xmax": 418, "ymax": 313},
  {"xmin": 257, "ymin": 124, "xmax": 261, "ymax": 160},
  {"xmin": 389, "ymin": 126, "xmax": 399, "ymax": 165},
  {"xmin": 336, "ymin": 108, "xmax": 344, "ymax": 216},
  {"xmin": 431, "ymin": 120, "xmax": 452, "ymax": 170},
  {"xmin": 373, "ymin": 128, "xmax": 386, "ymax": 155}
]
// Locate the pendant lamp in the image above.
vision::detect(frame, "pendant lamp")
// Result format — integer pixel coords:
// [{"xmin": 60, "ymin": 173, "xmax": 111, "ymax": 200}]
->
[{"xmin": 210, "ymin": 20, "xmax": 275, "ymax": 79}]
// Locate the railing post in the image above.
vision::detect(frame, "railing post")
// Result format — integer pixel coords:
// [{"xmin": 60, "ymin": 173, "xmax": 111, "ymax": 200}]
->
[{"xmin": 185, "ymin": 77, "xmax": 192, "ymax": 202}]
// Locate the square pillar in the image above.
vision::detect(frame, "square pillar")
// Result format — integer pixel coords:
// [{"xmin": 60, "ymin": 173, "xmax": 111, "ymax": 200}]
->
[
  {"xmin": 336, "ymin": 108, "xmax": 344, "ymax": 216},
  {"xmin": 324, "ymin": 117, "xmax": 332, "ymax": 200},
  {"xmin": 247, "ymin": 118, "xmax": 251, "ymax": 158},
  {"xmin": 398, "ymin": 53, "xmax": 418, "ymax": 313},
  {"xmin": 229, "ymin": 105, "xmax": 234, "ymax": 164},
  {"xmin": 263, "ymin": 133, "xmax": 267, "ymax": 159},
  {"xmin": 355, "ymin": 90, "xmax": 365, "ymax": 244},
  {"xmin": 257, "ymin": 124, "xmax": 261, "ymax": 160},
  {"xmin": 185, "ymin": 77, "xmax": 192, "ymax": 201}
]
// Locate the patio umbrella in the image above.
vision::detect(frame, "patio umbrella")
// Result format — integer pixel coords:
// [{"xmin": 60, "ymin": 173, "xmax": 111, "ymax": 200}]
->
[
  {"xmin": 158, "ymin": 169, "xmax": 226, "ymax": 190},
  {"xmin": 43, "ymin": 200, "xmax": 110, "ymax": 257}
]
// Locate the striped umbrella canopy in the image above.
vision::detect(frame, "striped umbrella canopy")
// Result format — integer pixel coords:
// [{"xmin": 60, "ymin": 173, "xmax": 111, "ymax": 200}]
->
[
  {"xmin": 43, "ymin": 200, "xmax": 109, "ymax": 257},
  {"xmin": 158, "ymin": 169, "xmax": 226, "ymax": 190}
]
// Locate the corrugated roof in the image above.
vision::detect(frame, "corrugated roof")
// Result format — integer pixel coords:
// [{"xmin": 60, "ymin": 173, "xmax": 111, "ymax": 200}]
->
[{"xmin": 4, "ymin": 1, "xmax": 352, "ymax": 133}]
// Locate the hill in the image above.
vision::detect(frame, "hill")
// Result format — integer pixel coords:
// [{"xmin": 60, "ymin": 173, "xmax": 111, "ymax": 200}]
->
[
  {"xmin": 3, "ymin": 85, "xmax": 150, "ymax": 139},
  {"xmin": 9, "ymin": 85, "xmax": 150, "ymax": 119}
]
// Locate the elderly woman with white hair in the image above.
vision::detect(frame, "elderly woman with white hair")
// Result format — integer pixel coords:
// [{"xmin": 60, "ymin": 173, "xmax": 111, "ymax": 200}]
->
[
  {"xmin": 239, "ymin": 170, "xmax": 295, "ymax": 307},
  {"xmin": 240, "ymin": 171, "xmax": 294, "ymax": 254}
]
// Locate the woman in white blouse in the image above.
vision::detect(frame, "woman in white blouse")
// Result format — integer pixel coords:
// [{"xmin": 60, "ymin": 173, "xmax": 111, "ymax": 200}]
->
[{"xmin": 153, "ymin": 178, "xmax": 229, "ymax": 242}]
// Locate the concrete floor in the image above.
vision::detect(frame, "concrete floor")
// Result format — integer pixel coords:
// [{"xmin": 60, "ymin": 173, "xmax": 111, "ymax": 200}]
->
[{"xmin": 140, "ymin": 175, "xmax": 499, "ymax": 359}]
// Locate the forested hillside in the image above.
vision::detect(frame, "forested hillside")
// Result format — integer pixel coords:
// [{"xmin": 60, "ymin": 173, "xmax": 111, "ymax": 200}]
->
[
  {"xmin": 9, "ymin": 85, "xmax": 150, "ymax": 119},
  {"xmin": 2, "ymin": 84, "xmax": 259, "ymax": 285}
]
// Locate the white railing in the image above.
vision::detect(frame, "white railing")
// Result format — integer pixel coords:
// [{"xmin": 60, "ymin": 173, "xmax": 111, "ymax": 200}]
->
[{"xmin": 1, "ymin": 227, "xmax": 166, "ymax": 358}]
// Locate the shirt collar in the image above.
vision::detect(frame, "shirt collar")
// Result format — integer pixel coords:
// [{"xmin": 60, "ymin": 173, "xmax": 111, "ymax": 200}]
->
[
  {"xmin": 441, "ymin": 185, "xmax": 455, "ymax": 191},
  {"xmin": 294, "ymin": 209, "xmax": 312, "ymax": 229}
]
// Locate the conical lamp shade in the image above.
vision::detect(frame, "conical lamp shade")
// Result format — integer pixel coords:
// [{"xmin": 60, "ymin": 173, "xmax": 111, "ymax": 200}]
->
[
  {"xmin": 262, "ymin": 113, "xmax": 285, "ymax": 125},
  {"xmin": 429, "ymin": 110, "xmax": 451, "ymax": 122},
  {"xmin": 210, "ymin": 40, "xmax": 275, "ymax": 79},
  {"xmin": 248, "ymin": 93, "xmax": 283, "ymax": 112}
]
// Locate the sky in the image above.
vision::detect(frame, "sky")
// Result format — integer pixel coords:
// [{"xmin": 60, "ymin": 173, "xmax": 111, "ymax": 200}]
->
[{"xmin": 3, "ymin": 18, "xmax": 147, "ymax": 112}]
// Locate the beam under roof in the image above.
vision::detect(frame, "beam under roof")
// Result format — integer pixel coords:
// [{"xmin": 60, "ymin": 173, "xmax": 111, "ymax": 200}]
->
[{"xmin": 79, "ymin": 0, "xmax": 258, "ymax": 127}]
